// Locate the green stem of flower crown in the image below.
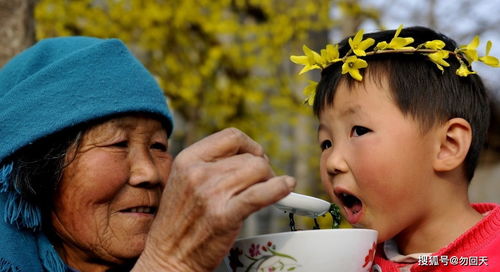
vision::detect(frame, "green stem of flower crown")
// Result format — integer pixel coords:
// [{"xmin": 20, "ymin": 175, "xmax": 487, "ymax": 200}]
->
[
  {"xmin": 341, "ymin": 48, "xmax": 469, "ymax": 67},
  {"xmin": 455, "ymin": 53, "xmax": 467, "ymax": 67},
  {"xmin": 368, "ymin": 48, "xmax": 471, "ymax": 67},
  {"xmin": 368, "ymin": 48, "xmax": 443, "ymax": 56},
  {"xmin": 370, "ymin": 48, "xmax": 438, "ymax": 55},
  {"xmin": 341, "ymin": 48, "xmax": 354, "ymax": 61}
]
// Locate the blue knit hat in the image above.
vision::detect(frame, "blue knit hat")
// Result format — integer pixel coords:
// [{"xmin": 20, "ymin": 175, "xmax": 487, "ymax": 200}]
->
[
  {"xmin": 0, "ymin": 36, "xmax": 173, "ymax": 163},
  {"xmin": 0, "ymin": 37, "xmax": 174, "ymax": 271}
]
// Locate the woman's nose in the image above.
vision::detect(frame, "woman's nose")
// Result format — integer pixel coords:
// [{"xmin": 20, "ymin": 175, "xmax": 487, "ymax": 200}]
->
[{"xmin": 128, "ymin": 148, "xmax": 162, "ymax": 187}]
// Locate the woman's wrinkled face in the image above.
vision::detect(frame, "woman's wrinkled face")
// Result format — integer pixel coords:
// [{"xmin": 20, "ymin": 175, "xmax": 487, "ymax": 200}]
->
[{"xmin": 51, "ymin": 115, "xmax": 172, "ymax": 267}]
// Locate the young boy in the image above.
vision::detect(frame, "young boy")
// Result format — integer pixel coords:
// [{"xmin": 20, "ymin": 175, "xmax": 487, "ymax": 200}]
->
[{"xmin": 292, "ymin": 26, "xmax": 500, "ymax": 271}]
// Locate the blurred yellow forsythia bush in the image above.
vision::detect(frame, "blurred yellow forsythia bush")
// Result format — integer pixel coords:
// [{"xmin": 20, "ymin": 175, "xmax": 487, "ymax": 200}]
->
[{"xmin": 36, "ymin": 0, "xmax": 333, "ymax": 169}]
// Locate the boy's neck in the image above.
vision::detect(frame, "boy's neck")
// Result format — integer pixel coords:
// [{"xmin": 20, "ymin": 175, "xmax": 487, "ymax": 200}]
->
[{"xmin": 394, "ymin": 175, "xmax": 483, "ymax": 255}]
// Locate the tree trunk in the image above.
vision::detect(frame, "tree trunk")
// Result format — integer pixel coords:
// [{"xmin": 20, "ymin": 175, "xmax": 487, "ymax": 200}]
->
[{"xmin": 0, "ymin": 0, "xmax": 36, "ymax": 67}]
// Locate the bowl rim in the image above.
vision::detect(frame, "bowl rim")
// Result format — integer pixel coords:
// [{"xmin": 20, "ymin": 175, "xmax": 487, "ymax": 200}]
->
[{"xmin": 235, "ymin": 228, "xmax": 378, "ymax": 242}]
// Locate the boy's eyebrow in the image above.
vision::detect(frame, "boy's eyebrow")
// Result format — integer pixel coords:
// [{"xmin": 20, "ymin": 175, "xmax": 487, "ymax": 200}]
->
[
  {"xmin": 340, "ymin": 105, "xmax": 361, "ymax": 117},
  {"xmin": 317, "ymin": 123, "xmax": 326, "ymax": 134},
  {"xmin": 317, "ymin": 105, "xmax": 364, "ymax": 134}
]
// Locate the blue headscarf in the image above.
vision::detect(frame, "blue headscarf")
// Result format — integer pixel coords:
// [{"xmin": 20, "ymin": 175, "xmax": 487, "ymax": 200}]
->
[{"xmin": 0, "ymin": 37, "xmax": 174, "ymax": 271}]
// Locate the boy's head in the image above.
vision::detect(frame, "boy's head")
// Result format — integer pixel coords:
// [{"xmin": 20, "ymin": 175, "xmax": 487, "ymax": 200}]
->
[
  {"xmin": 314, "ymin": 26, "xmax": 490, "ymax": 182},
  {"xmin": 302, "ymin": 26, "xmax": 493, "ymax": 244}
]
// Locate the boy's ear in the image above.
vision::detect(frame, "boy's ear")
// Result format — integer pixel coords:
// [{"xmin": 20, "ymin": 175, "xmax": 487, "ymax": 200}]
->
[{"xmin": 433, "ymin": 118, "xmax": 472, "ymax": 172}]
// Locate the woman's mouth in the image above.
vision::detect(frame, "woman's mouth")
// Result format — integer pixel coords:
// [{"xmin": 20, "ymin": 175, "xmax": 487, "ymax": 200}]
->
[
  {"xmin": 120, "ymin": 206, "xmax": 157, "ymax": 215},
  {"xmin": 336, "ymin": 191, "xmax": 363, "ymax": 225}
]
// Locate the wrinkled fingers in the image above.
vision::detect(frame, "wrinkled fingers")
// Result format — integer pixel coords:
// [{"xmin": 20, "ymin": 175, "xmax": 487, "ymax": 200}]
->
[
  {"xmin": 177, "ymin": 128, "xmax": 265, "ymax": 163},
  {"xmin": 226, "ymin": 175, "xmax": 296, "ymax": 221},
  {"xmin": 198, "ymin": 153, "xmax": 276, "ymax": 194}
]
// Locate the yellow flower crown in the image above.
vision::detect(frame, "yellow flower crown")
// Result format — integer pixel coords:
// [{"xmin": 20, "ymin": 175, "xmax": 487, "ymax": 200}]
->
[{"xmin": 290, "ymin": 25, "xmax": 500, "ymax": 105}]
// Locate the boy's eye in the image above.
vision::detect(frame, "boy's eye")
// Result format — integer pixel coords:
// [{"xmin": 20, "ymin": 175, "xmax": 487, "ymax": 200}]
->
[
  {"xmin": 320, "ymin": 140, "xmax": 332, "ymax": 151},
  {"xmin": 151, "ymin": 142, "xmax": 167, "ymax": 152},
  {"xmin": 352, "ymin": 126, "xmax": 371, "ymax": 137}
]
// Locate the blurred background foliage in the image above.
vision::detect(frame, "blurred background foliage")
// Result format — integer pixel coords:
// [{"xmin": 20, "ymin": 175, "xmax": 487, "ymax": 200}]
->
[
  {"xmin": 1, "ymin": 0, "xmax": 498, "ymax": 236},
  {"xmin": 36, "ymin": 0, "xmax": 332, "ymax": 151}
]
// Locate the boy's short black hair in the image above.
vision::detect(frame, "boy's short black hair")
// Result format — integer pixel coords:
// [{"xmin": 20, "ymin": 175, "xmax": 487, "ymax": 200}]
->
[{"xmin": 313, "ymin": 26, "xmax": 490, "ymax": 181}]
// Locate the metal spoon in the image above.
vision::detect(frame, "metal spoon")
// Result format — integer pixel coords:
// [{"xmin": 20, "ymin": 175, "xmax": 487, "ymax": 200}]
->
[{"xmin": 273, "ymin": 192, "xmax": 331, "ymax": 218}]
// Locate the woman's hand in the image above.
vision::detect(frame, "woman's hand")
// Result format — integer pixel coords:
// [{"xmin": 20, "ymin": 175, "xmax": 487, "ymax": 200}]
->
[{"xmin": 133, "ymin": 128, "xmax": 296, "ymax": 271}]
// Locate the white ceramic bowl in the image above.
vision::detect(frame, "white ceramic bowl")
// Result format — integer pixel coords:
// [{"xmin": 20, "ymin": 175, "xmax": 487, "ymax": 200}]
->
[{"xmin": 224, "ymin": 229, "xmax": 377, "ymax": 272}]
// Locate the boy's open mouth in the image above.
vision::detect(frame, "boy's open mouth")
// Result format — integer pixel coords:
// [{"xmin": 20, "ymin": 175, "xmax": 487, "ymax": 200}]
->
[{"xmin": 335, "ymin": 190, "xmax": 363, "ymax": 224}]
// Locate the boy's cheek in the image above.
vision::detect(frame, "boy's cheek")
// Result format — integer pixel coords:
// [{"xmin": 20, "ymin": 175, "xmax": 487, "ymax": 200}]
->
[
  {"xmin": 351, "ymin": 153, "xmax": 388, "ymax": 185},
  {"xmin": 320, "ymin": 177, "xmax": 334, "ymax": 199}
]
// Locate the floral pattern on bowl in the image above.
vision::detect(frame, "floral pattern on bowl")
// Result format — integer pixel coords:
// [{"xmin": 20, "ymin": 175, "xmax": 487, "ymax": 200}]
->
[
  {"xmin": 228, "ymin": 241, "xmax": 300, "ymax": 272},
  {"xmin": 363, "ymin": 242, "xmax": 377, "ymax": 268}
]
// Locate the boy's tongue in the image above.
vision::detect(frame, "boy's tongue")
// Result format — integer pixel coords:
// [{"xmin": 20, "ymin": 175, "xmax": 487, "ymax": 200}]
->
[{"xmin": 342, "ymin": 194, "xmax": 363, "ymax": 224}]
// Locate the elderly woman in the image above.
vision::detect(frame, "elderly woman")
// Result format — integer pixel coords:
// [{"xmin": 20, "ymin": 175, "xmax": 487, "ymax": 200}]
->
[{"xmin": 0, "ymin": 37, "xmax": 295, "ymax": 271}]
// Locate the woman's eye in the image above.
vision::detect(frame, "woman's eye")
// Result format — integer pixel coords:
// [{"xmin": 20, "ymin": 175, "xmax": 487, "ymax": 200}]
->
[
  {"xmin": 112, "ymin": 141, "xmax": 128, "ymax": 148},
  {"xmin": 352, "ymin": 126, "xmax": 371, "ymax": 137},
  {"xmin": 151, "ymin": 142, "xmax": 167, "ymax": 152},
  {"xmin": 320, "ymin": 140, "xmax": 332, "ymax": 151}
]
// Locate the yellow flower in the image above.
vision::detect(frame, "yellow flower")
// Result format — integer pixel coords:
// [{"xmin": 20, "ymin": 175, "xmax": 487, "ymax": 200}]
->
[
  {"xmin": 456, "ymin": 64, "xmax": 476, "ymax": 77},
  {"xmin": 373, "ymin": 25, "xmax": 414, "ymax": 51},
  {"xmin": 304, "ymin": 80, "xmax": 318, "ymax": 106},
  {"xmin": 459, "ymin": 35, "xmax": 479, "ymax": 63},
  {"xmin": 479, "ymin": 41, "xmax": 500, "ymax": 67},
  {"xmin": 387, "ymin": 25, "xmax": 415, "ymax": 50},
  {"xmin": 348, "ymin": 29, "xmax": 375, "ymax": 56},
  {"xmin": 428, "ymin": 50, "xmax": 450, "ymax": 71},
  {"xmin": 320, "ymin": 44, "xmax": 341, "ymax": 64},
  {"xmin": 290, "ymin": 45, "xmax": 323, "ymax": 74},
  {"xmin": 341, "ymin": 56, "xmax": 368, "ymax": 81},
  {"xmin": 374, "ymin": 41, "xmax": 389, "ymax": 50},
  {"xmin": 423, "ymin": 40, "xmax": 446, "ymax": 50}
]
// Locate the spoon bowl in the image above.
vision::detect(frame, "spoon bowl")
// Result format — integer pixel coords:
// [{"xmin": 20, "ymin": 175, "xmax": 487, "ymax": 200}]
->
[{"xmin": 273, "ymin": 192, "xmax": 331, "ymax": 217}]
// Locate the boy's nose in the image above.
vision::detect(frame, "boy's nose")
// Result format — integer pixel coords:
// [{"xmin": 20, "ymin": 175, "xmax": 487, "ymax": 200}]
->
[
  {"xmin": 128, "ymin": 149, "xmax": 162, "ymax": 187},
  {"xmin": 325, "ymin": 148, "xmax": 349, "ymax": 176}
]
